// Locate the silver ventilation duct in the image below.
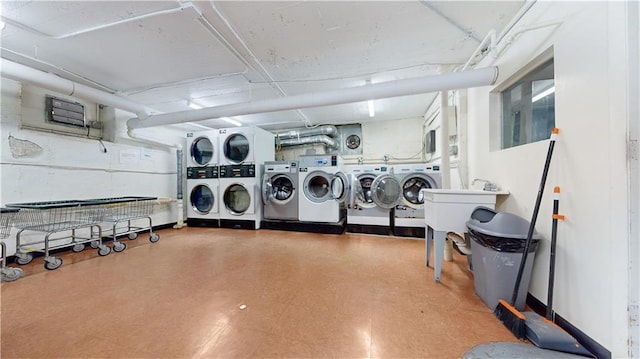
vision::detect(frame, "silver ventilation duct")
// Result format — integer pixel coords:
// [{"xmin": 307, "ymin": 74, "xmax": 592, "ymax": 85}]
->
[
  {"xmin": 277, "ymin": 135, "xmax": 340, "ymax": 149},
  {"xmin": 276, "ymin": 125, "xmax": 339, "ymax": 140}
]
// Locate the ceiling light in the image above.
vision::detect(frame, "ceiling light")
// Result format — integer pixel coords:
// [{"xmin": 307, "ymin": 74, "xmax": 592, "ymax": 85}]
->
[
  {"xmin": 187, "ymin": 122, "xmax": 213, "ymax": 130},
  {"xmin": 368, "ymin": 100, "xmax": 375, "ymax": 117},
  {"xmin": 222, "ymin": 117, "xmax": 242, "ymax": 127},
  {"xmin": 188, "ymin": 101, "xmax": 203, "ymax": 110},
  {"xmin": 0, "ymin": 21, "xmax": 5, "ymax": 30},
  {"xmin": 532, "ymin": 86, "xmax": 555, "ymax": 103}
]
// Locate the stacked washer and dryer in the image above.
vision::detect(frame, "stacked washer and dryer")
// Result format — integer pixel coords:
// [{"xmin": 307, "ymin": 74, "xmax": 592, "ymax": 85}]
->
[
  {"xmin": 218, "ymin": 127, "xmax": 275, "ymax": 230},
  {"xmin": 344, "ymin": 164, "xmax": 402, "ymax": 235},
  {"xmin": 392, "ymin": 163, "xmax": 442, "ymax": 238},
  {"xmin": 186, "ymin": 131, "xmax": 220, "ymax": 227}
]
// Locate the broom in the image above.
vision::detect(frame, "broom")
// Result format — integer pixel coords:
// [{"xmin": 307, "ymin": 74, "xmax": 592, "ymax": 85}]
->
[{"xmin": 494, "ymin": 128, "xmax": 559, "ymax": 339}]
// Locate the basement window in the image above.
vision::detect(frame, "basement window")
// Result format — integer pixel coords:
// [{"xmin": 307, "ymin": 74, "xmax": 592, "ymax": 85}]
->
[{"xmin": 500, "ymin": 58, "xmax": 555, "ymax": 149}]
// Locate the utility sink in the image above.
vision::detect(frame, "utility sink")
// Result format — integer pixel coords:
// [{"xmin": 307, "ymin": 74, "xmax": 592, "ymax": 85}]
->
[{"xmin": 420, "ymin": 188, "xmax": 510, "ymax": 283}]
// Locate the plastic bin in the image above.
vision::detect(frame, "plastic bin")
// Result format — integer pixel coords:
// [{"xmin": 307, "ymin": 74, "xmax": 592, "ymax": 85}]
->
[{"xmin": 466, "ymin": 207, "xmax": 541, "ymax": 311}]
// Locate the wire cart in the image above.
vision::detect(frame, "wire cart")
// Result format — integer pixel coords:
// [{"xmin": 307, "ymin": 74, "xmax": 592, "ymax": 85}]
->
[
  {"xmin": 89, "ymin": 197, "xmax": 160, "ymax": 252},
  {"xmin": 7, "ymin": 200, "xmax": 111, "ymax": 270},
  {"xmin": 1, "ymin": 208, "xmax": 23, "ymax": 281}
]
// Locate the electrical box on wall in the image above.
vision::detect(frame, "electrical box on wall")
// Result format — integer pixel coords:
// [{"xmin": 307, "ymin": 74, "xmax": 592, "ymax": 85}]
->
[
  {"xmin": 45, "ymin": 95, "xmax": 86, "ymax": 128},
  {"xmin": 337, "ymin": 124, "xmax": 363, "ymax": 155}
]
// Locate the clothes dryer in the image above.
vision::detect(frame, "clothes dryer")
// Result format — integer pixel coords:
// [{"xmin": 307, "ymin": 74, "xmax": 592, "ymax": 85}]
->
[
  {"xmin": 345, "ymin": 164, "xmax": 401, "ymax": 235},
  {"xmin": 219, "ymin": 164, "xmax": 261, "ymax": 229},
  {"xmin": 186, "ymin": 166, "xmax": 219, "ymax": 227},
  {"xmin": 393, "ymin": 164, "xmax": 442, "ymax": 238},
  {"xmin": 298, "ymin": 154, "xmax": 349, "ymax": 223},
  {"xmin": 218, "ymin": 126, "xmax": 274, "ymax": 166},
  {"xmin": 261, "ymin": 161, "xmax": 299, "ymax": 221},
  {"xmin": 186, "ymin": 131, "xmax": 219, "ymax": 167}
]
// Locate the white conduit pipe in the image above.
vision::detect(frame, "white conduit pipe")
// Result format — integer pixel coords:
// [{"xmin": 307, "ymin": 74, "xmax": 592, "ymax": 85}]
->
[
  {"xmin": 128, "ymin": 67, "xmax": 498, "ymax": 129},
  {"xmin": 0, "ymin": 58, "xmax": 152, "ymax": 118}
]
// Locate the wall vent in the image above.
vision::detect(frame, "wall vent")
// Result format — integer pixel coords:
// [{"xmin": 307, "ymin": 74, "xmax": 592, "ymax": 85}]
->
[{"xmin": 45, "ymin": 95, "xmax": 86, "ymax": 128}]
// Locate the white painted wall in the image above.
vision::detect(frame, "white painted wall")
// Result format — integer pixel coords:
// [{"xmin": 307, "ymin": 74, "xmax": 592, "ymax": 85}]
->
[
  {"xmin": 462, "ymin": 2, "xmax": 632, "ymax": 356},
  {"xmin": 0, "ymin": 78, "xmax": 183, "ymax": 255}
]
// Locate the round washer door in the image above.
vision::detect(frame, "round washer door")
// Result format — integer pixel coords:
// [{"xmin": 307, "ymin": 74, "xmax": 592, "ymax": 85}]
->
[
  {"xmin": 223, "ymin": 134, "xmax": 250, "ymax": 164},
  {"xmin": 190, "ymin": 184, "xmax": 215, "ymax": 214},
  {"xmin": 330, "ymin": 172, "xmax": 350, "ymax": 203},
  {"xmin": 370, "ymin": 174, "xmax": 402, "ymax": 209},
  {"xmin": 303, "ymin": 171, "xmax": 332, "ymax": 203},
  {"xmin": 354, "ymin": 174, "xmax": 376, "ymax": 208},
  {"xmin": 223, "ymin": 183, "xmax": 251, "ymax": 215},
  {"xmin": 261, "ymin": 174, "xmax": 271, "ymax": 205},
  {"xmin": 191, "ymin": 136, "xmax": 214, "ymax": 166},
  {"xmin": 401, "ymin": 174, "xmax": 438, "ymax": 206},
  {"xmin": 270, "ymin": 174, "xmax": 295, "ymax": 205}
]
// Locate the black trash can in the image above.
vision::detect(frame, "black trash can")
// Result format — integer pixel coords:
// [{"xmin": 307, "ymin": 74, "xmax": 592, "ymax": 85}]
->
[{"xmin": 466, "ymin": 207, "xmax": 541, "ymax": 311}]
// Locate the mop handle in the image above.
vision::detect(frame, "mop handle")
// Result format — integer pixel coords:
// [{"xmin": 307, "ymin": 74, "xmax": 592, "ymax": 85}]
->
[
  {"xmin": 547, "ymin": 186, "xmax": 565, "ymax": 320},
  {"xmin": 510, "ymin": 128, "xmax": 559, "ymax": 305}
]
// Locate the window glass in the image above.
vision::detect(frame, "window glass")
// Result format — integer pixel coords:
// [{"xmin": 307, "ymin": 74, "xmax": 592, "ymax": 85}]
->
[{"xmin": 501, "ymin": 59, "xmax": 555, "ymax": 149}]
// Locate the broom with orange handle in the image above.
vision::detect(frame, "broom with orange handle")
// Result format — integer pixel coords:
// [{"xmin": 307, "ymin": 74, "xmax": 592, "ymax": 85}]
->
[{"xmin": 493, "ymin": 128, "xmax": 559, "ymax": 339}]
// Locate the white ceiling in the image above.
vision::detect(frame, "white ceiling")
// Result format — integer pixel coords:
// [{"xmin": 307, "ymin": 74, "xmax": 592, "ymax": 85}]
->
[{"xmin": 0, "ymin": 1, "xmax": 527, "ymax": 132}]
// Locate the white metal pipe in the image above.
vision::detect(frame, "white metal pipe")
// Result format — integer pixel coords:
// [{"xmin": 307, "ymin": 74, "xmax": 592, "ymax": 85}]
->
[
  {"xmin": 128, "ymin": 67, "xmax": 499, "ymax": 129},
  {"xmin": 0, "ymin": 58, "xmax": 152, "ymax": 118},
  {"xmin": 440, "ymin": 91, "xmax": 451, "ymax": 189}
]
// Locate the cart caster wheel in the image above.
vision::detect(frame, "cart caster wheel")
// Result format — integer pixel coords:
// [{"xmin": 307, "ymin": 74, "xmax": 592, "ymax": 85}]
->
[
  {"xmin": 2, "ymin": 267, "xmax": 23, "ymax": 282},
  {"xmin": 97, "ymin": 246, "xmax": 111, "ymax": 256},
  {"xmin": 149, "ymin": 233, "xmax": 160, "ymax": 243},
  {"xmin": 44, "ymin": 257, "xmax": 63, "ymax": 271},
  {"xmin": 89, "ymin": 241, "xmax": 99, "ymax": 249},
  {"xmin": 113, "ymin": 242, "xmax": 126, "ymax": 252},
  {"xmin": 72, "ymin": 243, "xmax": 85, "ymax": 253},
  {"xmin": 15, "ymin": 253, "xmax": 33, "ymax": 265},
  {"xmin": 128, "ymin": 232, "xmax": 138, "ymax": 240}
]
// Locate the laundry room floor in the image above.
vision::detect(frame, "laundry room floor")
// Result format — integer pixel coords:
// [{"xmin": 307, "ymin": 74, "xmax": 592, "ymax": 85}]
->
[{"xmin": 1, "ymin": 227, "xmax": 520, "ymax": 358}]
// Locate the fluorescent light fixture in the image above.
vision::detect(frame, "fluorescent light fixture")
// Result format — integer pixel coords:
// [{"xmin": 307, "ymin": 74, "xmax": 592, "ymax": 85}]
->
[
  {"xmin": 532, "ymin": 86, "xmax": 555, "ymax": 103},
  {"xmin": 187, "ymin": 122, "xmax": 213, "ymax": 130},
  {"xmin": 188, "ymin": 101, "xmax": 203, "ymax": 110},
  {"xmin": 222, "ymin": 117, "xmax": 242, "ymax": 127},
  {"xmin": 368, "ymin": 100, "xmax": 375, "ymax": 117},
  {"xmin": 0, "ymin": 21, "xmax": 5, "ymax": 30}
]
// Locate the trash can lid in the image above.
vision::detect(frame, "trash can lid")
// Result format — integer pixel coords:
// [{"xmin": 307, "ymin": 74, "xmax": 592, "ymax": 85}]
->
[{"xmin": 466, "ymin": 211, "xmax": 541, "ymax": 240}]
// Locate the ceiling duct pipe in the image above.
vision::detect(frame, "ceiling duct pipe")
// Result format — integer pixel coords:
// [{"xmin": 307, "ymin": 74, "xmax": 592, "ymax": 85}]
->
[
  {"xmin": 277, "ymin": 125, "xmax": 339, "ymax": 140},
  {"xmin": 127, "ymin": 67, "xmax": 498, "ymax": 129},
  {"xmin": 277, "ymin": 135, "xmax": 340, "ymax": 149},
  {"xmin": 0, "ymin": 59, "xmax": 153, "ymax": 118}
]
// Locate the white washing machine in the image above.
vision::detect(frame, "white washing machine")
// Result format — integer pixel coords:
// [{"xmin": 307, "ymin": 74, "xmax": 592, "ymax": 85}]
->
[
  {"xmin": 218, "ymin": 126, "xmax": 274, "ymax": 165},
  {"xmin": 262, "ymin": 161, "xmax": 299, "ymax": 221},
  {"xmin": 219, "ymin": 164, "xmax": 261, "ymax": 229},
  {"xmin": 186, "ymin": 130, "xmax": 219, "ymax": 167},
  {"xmin": 393, "ymin": 163, "xmax": 442, "ymax": 238},
  {"xmin": 298, "ymin": 154, "xmax": 349, "ymax": 223},
  {"xmin": 186, "ymin": 166, "xmax": 220, "ymax": 227},
  {"xmin": 345, "ymin": 164, "xmax": 402, "ymax": 235}
]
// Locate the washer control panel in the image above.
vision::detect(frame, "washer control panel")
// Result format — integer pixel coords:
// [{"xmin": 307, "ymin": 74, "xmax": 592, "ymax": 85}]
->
[
  {"xmin": 187, "ymin": 166, "xmax": 218, "ymax": 179},
  {"xmin": 219, "ymin": 164, "xmax": 256, "ymax": 178}
]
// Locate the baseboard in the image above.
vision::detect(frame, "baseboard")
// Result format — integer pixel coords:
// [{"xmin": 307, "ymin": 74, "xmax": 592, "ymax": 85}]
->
[
  {"xmin": 527, "ymin": 294, "xmax": 610, "ymax": 359},
  {"xmin": 261, "ymin": 218, "xmax": 346, "ymax": 234},
  {"xmin": 219, "ymin": 219, "xmax": 257, "ymax": 230},
  {"xmin": 186, "ymin": 218, "xmax": 220, "ymax": 228},
  {"xmin": 392, "ymin": 226, "xmax": 425, "ymax": 238},
  {"xmin": 346, "ymin": 223, "xmax": 392, "ymax": 235}
]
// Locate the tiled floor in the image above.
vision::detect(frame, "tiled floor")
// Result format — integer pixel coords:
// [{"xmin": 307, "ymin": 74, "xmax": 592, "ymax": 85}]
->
[{"xmin": 1, "ymin": 227, "xmax": 520, "ymax": 358}]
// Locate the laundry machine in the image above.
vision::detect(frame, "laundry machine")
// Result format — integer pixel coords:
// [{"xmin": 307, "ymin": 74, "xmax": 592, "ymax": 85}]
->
[
  {"xmin": 218, "ymin": 126, "xmax": 274, "ymax": 165},
  {"xmin": 219, "ymin": 164, "xmax": 261, "ymax": 229},
  {"xmin": 298, "ymin": 154, "xmax": 349, "ymax": 224},
  {"xmin": 186, "ymin": 166, "xmax": 219, "ymax": 227},
  {"xmin": 393, "ymin": 163, "xmax": 442, "ymax": 238},
  {"xmin": 261, "ymin": 161, "xmax": 299, "ymax": 221},
  {"xmin": 345, "ymin": 164, "xmax": 402, "ymax": 235},
  {"xmin": 186, "ymin": 130, "xmax": 219, "ymax": 167}
]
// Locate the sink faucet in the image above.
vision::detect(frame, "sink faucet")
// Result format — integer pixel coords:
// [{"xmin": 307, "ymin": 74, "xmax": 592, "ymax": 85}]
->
[{"xmin": 472, "ymin": 178, "xmax": 499, "ymax": 191}]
